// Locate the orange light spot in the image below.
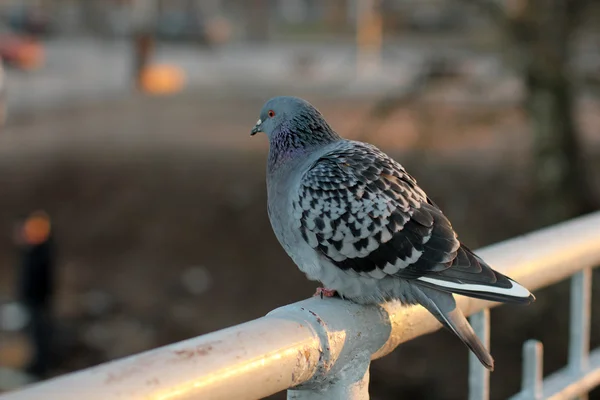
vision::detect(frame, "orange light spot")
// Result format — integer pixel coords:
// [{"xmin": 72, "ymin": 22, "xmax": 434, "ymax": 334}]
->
[
  {"xmin": 23, "ymin": 212, "xmax": 51, "ymax": 245},
  {"xmin": 18, "ymin": 41, "xmax": 44, "ymax": 71},
  {"xmin": 140, "ymin": 64, "xmax": 186, "ymax": 95}
]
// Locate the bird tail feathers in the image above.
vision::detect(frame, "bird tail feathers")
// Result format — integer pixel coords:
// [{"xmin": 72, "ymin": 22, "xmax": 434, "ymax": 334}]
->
[
  {"xmin": 416, "ymin": 245, "xmax": 535, "ymax": 305},
  {"xmin": 417, "ymin": 273, "xmax": 534, "ymax": 304},
  {"xmin": 414, "ymin": 285, "xmax": 494, "ymax": 371}
]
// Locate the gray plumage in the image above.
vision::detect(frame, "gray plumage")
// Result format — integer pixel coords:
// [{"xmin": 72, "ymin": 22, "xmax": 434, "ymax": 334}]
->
[{"xmin": 251, "ymin": 96, "xmax": 535, "ymax": 371}]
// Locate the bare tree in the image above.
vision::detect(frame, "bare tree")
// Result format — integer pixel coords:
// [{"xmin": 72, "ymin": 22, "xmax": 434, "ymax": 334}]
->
[
  {"xmin": 470, "ymin": 0, "xmax": 597, "ymax": 224},
  {"xmin": 363, "ymin": 0, "xmax": 597, "ymax": 225}
]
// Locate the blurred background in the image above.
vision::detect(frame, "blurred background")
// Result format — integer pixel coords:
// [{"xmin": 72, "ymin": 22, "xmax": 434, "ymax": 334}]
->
[{"xmin": 0, "ymin": 0, "xmax": 599, "ymax": 399}]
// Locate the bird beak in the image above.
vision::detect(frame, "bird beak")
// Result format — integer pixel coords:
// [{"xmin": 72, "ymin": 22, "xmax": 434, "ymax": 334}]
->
[{"xmin": 250, "ymin": 119, "xmax": 262, "ymax": 136}]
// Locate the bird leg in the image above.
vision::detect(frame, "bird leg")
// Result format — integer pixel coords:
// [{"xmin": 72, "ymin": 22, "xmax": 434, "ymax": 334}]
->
[{"xmin": 314, "ymin": 287, "xmax": 338, "ymax": 299}]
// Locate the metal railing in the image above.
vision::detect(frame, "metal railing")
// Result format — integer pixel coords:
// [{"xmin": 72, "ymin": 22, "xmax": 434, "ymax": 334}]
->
[{"xmin": 1, "ymin": 211, "xmax": 600, "ymax": 400}]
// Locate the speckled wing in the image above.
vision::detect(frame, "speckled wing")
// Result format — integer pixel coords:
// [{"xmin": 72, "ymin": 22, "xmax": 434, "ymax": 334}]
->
[
  {"xmin": 292, "ymin": 141, "xmax": 461, "ymax": 280},
  {"xmin": 291, "ymin": 141, "xmax": 535, "ymax": 305}
]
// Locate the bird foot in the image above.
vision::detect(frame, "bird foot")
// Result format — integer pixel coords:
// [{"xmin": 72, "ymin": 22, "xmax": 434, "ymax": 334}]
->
[{"xmin": 314, "ymin": 287, "xmax": 338, "ymax": 299}]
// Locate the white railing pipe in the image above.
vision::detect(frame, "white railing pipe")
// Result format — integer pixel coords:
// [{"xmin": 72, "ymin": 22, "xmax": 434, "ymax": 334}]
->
[{"xmin": 1, "ymin": 211, "xmax": 600, "ymax": 400}]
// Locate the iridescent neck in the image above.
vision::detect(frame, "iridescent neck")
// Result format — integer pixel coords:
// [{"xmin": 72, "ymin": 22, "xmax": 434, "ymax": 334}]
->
[
  {"xmin": 267, "ymin": 131, "xmax": 310, "ymax": 171},
  {"xmin": 267, "ymin": 118, "xmax": 339, "ymax": 170}
]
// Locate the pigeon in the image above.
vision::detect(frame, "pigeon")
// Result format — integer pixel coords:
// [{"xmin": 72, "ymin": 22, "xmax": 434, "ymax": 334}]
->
[{"xmin": 251, "ymin": 96, "xmax": 535, "ymax": 371}]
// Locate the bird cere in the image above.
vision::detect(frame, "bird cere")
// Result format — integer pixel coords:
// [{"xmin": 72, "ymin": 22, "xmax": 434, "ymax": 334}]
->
[{"xmin": 251, "ymin": 96, "xmax": 535, "ymax": 371}]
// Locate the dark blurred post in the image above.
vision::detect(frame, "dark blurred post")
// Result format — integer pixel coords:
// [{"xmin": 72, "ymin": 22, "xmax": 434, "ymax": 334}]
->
[
  {"xmin": 131, "ymin": 0, "xmax": 158, "ymax": 89},
  {"xmin": 0, "ymin": 58, "xmax": 6, "ymax": 131},
  {"xmin": 356, "ymin": 0, "xmax": 382, "ymax": 78},
  {"xmin": 14, "ymin": 211, "xmax": 55, "ymax": 379}
]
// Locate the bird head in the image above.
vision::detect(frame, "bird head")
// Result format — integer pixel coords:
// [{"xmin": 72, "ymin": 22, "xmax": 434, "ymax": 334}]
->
[{"xmin": 250, "ymin": 96, "xmax": 340, "ymax": 146}]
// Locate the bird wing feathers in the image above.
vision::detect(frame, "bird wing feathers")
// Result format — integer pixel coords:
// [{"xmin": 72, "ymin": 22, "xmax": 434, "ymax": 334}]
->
[
  {"xmin": 293, "ymin": 141, "xmax": 459, "ymax": 279},
  {"xmin": 293, "ymin": 141, "xmax": 531, "ymax": 303}
]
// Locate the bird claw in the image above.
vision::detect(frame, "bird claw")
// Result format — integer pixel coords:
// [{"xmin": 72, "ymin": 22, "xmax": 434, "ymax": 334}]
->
[{"xmin": 314, "ymin": 287, "xmax": 337, "ymax": 299}]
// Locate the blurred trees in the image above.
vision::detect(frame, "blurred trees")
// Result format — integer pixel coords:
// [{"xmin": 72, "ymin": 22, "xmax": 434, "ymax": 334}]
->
[
  {"xmin": 366, "ymin": 0, "xmax": 599, "ymax": 225},
  {"xmin": 6, "ymin": 0, "xmax": 598, "ymax": 226},
  {"xmin": 473, "ymin": 0, "xmax": 597, "ymax": 224}
]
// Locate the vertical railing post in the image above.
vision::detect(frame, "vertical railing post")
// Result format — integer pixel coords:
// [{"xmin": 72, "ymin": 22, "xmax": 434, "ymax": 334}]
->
[
  {"xmin": 469, "ymin": 309, "xmax": 490, "ymax": 400},
  {"xmin": 287, "ymin": 360, "xmax": 371, "ymax": 400},
  {"xmin": 522, "ymin": 340, "xmax": 544, "ymax": 399},
  {"xmin": 569, "ymin": 268, "xmax": 592, "ymax": 400}
]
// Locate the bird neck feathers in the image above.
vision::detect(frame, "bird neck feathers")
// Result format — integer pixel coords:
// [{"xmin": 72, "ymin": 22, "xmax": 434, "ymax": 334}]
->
[{"xmin": 268, "ymin": 114, "xmax": 340, "ymax": 170}]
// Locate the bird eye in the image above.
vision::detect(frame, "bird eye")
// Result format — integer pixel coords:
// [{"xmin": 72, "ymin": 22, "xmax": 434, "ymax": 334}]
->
[{"xmin": 268, "ymin": 110, "xmax": 275, "ymax": 118}]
